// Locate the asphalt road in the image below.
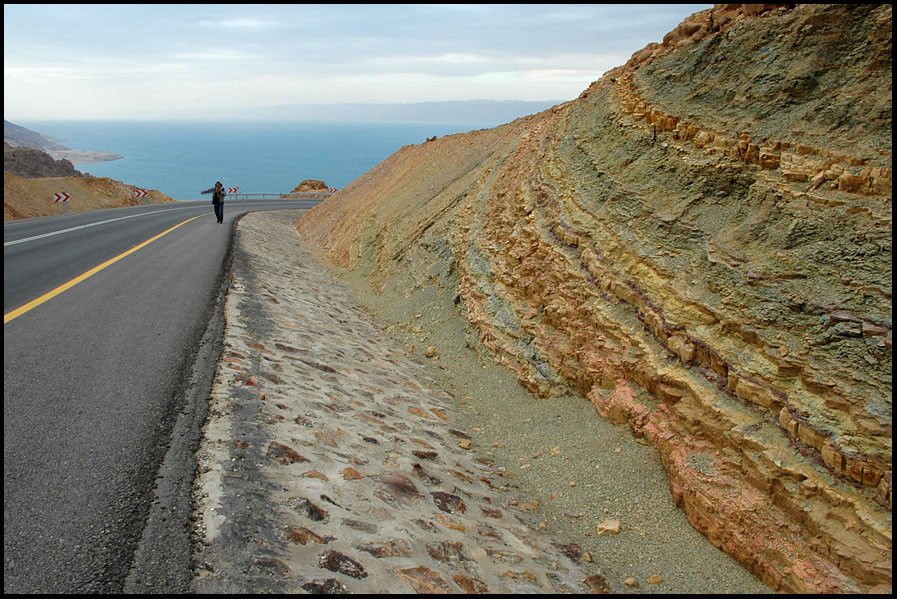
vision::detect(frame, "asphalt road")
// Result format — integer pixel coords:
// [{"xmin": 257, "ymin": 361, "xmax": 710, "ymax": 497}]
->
[{"xmin": 3, "ymin": 199, "xmax": 317, "ymax": 593}]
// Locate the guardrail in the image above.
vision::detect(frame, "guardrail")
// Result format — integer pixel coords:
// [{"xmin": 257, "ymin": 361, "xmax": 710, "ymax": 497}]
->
[{"xmin": 228, "ymin": 192, "xmax": 335, "ymax": 200}]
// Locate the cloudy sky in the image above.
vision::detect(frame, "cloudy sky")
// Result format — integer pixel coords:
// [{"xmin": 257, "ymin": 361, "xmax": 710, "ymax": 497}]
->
[{"xmin": 4, "ymin": 4, "xmax": 710, "ymax": 121}]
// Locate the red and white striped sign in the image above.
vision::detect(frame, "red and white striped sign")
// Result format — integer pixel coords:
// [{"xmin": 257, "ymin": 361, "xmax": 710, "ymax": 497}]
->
[
  {"xmin": 133, "ymin": 188, "xmax": 148, "ymax": 199},
  {"xmin": 53, "ymin": 192, "xmax": 71, "ymax": 203},
  {"xmin": 328, "ymin": 187, "xmax": 339, "ymax": 192},
  {"xmin": 228, "ymin": 187, "xmax": 239, "ymax": 193}
]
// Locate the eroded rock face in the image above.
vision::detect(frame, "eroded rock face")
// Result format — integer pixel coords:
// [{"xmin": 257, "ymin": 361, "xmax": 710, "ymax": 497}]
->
[
  {"xmin": 4, "ymin": 144, "xmax": 84, "ymax": 178},
  {"xmin": 298, "ymin": 4, "xmax": 892, "ymax": 593}
]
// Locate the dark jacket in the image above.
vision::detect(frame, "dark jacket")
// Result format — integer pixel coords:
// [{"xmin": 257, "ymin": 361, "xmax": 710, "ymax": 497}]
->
[{"xmin": 201, "ymin": 186, "xmax": 227, "ymax": 203}]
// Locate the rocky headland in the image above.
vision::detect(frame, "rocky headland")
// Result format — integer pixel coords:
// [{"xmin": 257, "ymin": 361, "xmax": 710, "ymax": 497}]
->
[
  {"xmin": 48, "ymin": 149, "xmax": 125, "ymax": 164},
  {"xmin": 4, "ymin": 120, "xmax": 123, "ymax": 164},
  {"xmin": 297, "ymin": 4, "xmax": 892, "ymax": 593}
]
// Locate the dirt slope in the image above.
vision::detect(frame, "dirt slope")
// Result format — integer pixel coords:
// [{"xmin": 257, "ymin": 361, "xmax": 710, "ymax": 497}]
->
[{"xmin": 4, "ymin": 173, "xmax": 174, "ymax": 220}]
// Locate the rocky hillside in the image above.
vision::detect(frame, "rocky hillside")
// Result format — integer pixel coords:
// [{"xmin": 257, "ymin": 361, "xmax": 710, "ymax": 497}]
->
[
  {"xmin": 4, "ymin": 173, "xmax": 175, "ymax": 220},
  {"xmin": 297, "ymin": 4, "xmax": 891, "ymax": 594},
  {"xmin": 4, "ymin": 143, "xmax": 84, "ymax": 178},
  {"xmin": 4, "ymin": 120, "xmax": 69, "ymax": 152}
]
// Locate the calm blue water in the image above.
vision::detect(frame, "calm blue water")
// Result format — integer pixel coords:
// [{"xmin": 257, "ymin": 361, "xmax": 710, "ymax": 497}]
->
[{"xmin": 18, "ymin": 121, "xmax": 491, "ymax": 200}]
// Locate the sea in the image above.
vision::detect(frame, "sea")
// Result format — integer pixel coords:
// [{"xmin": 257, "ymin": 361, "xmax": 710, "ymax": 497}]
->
[{"xmin": 17, "ymin": 120, "xmax": 494, "ymax": 201}]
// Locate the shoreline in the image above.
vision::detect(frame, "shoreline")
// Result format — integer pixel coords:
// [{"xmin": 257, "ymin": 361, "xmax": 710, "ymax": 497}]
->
[{"xmin": 48, "ymin": 149, "xmax": 125, "ymax": 164}]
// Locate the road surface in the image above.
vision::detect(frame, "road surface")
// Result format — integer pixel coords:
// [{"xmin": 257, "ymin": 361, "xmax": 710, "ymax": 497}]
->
[{"xmin": 3, "ymin": 199, "xmax": 318, "ymax": 593}]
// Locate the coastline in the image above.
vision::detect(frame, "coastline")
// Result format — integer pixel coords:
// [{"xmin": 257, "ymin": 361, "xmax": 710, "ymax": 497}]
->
[{"xmin": 48, "ymin": 149, "xmax": 124, "ymax": 164}]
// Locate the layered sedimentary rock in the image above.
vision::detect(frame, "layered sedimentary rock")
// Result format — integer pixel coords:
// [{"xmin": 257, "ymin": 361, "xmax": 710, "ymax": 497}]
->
[{"xmin": 298, "ymin": 4, "xmax": 891, "ymax": 593}]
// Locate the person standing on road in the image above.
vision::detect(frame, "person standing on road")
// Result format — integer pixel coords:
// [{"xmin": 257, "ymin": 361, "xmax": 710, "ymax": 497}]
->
[{"xmin": 201, "ymin": 181, "xmax": 227, "ymax": 223}]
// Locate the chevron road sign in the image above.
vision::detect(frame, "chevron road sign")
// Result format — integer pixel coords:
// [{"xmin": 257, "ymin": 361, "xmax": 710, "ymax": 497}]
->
[
  {"xmin": 228, "ymin": 187, "xmax": 239, "ymax": 193},
  {"xmin": 132, "ymin": 188, "xmax": 149, "ymax": 205},
  {"xmin": 53, "ymin": 192, "xmax": 71, "ymax": 203}
]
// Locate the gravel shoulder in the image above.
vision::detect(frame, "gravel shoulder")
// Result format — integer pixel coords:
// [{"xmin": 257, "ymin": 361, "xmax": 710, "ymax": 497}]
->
[{"xmin": 193, "ymin": 210, "xmax": 611, "ymax": 593}]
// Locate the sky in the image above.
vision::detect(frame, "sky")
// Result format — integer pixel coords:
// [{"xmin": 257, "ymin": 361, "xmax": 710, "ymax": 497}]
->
[{"xmin": 4, "ymin": 4, "xmax": 711, "ymax": 121}]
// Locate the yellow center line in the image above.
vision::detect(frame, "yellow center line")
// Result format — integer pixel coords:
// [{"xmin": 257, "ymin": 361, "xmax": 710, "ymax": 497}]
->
[{"xmin": 4, "ymin": 215, "xmax": 202, "ymax": 325}]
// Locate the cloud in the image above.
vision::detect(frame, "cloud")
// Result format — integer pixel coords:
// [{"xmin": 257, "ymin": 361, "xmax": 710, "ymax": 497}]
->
[
  {"xmin": 5, "ymin": 66, "xmax": 94, "ymax": 81},
  {"xmin": 3, "ymin": 4, "xmax": 714, "ymax": 120},
  {"xmin": 197, "ymin": 18, "xmax": 278, "ymax": 29},
  {"xmin": 354, "ymin": 51, "xmax": 624, "ymax": 80},
  {"xmin": 6, "ymin": 61, "xmax": 189, "ymax": 81},
  {"xmin": 364, "ymin": 53, "xmax": 487, "ymax": 67},
  {"xmin": 131, "ymin": 63, "xmax": 191, "ymax": 75},
  {"xmin": 173, "ymin": 50, "xmax": 255, "ymax": 61}
]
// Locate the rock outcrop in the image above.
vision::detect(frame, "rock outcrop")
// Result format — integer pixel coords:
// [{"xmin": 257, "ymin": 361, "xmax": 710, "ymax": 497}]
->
[
  {"xmin": 292, "ymin": 179, "xmax": 329, "ymax": 192},
  {"xmin": 4, "ymin": 143, "xmax": 84, "ymax": 179},
  {"xmin": 297, "ymin": 4, "xmax": 891, "ymax": 593}
]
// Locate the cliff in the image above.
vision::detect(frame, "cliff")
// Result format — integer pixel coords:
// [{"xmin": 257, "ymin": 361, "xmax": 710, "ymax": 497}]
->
[{"xmin": 297, "ymin": 4, "xmax": 891, "ymax": 593}]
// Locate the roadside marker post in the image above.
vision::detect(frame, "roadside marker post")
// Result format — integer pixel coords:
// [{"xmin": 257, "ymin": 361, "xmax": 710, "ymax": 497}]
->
[{"xmin": 54, "ymin": 192, "xmax": 71, "ymax": 214}]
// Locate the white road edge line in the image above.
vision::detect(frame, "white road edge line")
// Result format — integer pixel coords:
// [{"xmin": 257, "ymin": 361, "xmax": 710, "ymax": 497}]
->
[
  {"xmin": 4, "ymin": 200, "xmax": 315, "ymax": 247},
  {"xmin": 3, "ymin": 207, "xmax": 199, "ymax": 247}
]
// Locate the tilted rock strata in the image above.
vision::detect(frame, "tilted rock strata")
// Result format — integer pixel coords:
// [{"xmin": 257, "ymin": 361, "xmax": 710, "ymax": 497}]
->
[{"xmin": 298, "ymin": 4, "xmax": 891, "ymax": 593}]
